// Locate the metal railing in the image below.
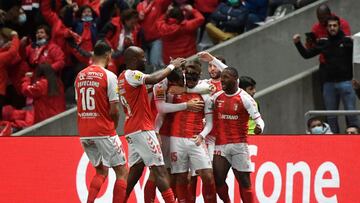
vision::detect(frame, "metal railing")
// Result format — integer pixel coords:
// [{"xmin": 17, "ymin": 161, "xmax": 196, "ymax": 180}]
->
[{"xmin": 304, "ymin": 110, "xmax": 360, "ymax": 131}]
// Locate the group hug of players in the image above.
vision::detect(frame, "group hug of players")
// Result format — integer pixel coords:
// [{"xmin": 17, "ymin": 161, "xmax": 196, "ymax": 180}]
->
[{"xmin": 75, "ymin": 41, "xmax": 264, "ymax": 203}]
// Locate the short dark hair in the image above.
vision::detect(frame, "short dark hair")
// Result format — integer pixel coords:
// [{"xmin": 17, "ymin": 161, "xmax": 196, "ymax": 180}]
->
[
  {"xmin": 185, "ymin": 61, "xmax": 202, "ymax": 74},
  {"xmin": 307, "ymin": 116, "xmax": 323, "ymax": 128},
  {"xmin": 93, "ymin": 40, "xmax": 111, "ymax": 56},
  {"xmin": 37, "ymin": 25, "xmax": 51, "ymax": 37},
  {"xmin": 327, "ymin": 15, "xmax": 340, "ymax": 26},
  {"xmin": 239, "ymin": 76, "xmax": 256, "ymax": 89},
  {"xmin": 121, "ymin": 9, "xmax": 138, "ymax": 24},
  {"xmin": 223, "ymin": 67, "xmax": 238, "ymax": 79},
  {"xmin": 168, "ymin": 6, "xmax": 184, "ymax": 22},
  {"xmin": 167, "ymin": 68, "xmax": 184, "ymax": 82}
]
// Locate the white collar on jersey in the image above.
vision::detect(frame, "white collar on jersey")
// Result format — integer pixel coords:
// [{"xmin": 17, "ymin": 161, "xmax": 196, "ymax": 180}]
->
[{"xmin": 224, "ymin": 88, "xmax": 241, "ymax": 97}]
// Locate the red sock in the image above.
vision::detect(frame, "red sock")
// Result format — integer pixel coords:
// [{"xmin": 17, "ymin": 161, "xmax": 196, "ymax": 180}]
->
[
  {"xmin": 240, "ymin": 186, "xmax": 254, "ymax": 203},
  {"xmin": 216, "ymin": 184, "xmax": 230, "ymax": 203},
  {"xmin": 175, "ymin": 184, "xmax": 188, "ymax": 203},
  {"xmin": 202, "ymin": 181, "xmax": 216, "ymax": 203},
  {"xmin": 188, "ymin": 177, "xmax": 197, "ymax": 203},
  {"xmin": 161, "ymin": 188, "xmax": 176, "ymax": 203},
  {"xmin": 87, "ymin": 174, "xmax": 106, "ymax": 203},
  {"xmin": 144, "ymin": 179, "xmax": 156, "ymax": 203},
  {"xmin": 113, "ymin": 179, "xmax": 127, "ymax": 203}
]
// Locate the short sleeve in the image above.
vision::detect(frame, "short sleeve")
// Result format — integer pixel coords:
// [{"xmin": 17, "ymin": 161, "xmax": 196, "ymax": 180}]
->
[
  {"xmin": 106, "ymin": 70, "xmax": 120, "ymax": 102},
  {"xmin": 125, "ymin": 70, "xmax": 147, "ymax": 87},
  {"xmin": 153, "ymin": 79, "xmax": 168, "ymax": 101},
  {"xmin": 240, "ymin": 90, "xmax": 261, "ymax": 120}
]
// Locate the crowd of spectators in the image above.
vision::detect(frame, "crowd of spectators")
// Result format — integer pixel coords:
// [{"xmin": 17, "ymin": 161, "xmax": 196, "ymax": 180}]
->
[{"xmin": 0, "ymin": 0, "xmax": 322, "ymax": 135}]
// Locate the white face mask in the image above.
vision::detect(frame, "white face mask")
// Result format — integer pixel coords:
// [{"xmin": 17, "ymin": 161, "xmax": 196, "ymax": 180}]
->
[
  {"xmin": 81, "ymin": 16, "xmax": 93, "ymax": 22},
  {"xmin": 18, "ymin": 14, "xmax": 27, "ymax": 24},
  {"xmin": 36, "ymin": 38, "xmax": 47, "ymax": 46},
  {"xmin": 311, "ymin": 126, "xmax": 325, "ymax": 134}
]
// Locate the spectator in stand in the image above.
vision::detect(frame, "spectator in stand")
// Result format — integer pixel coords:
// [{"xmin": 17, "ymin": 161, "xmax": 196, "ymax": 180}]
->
[
  {"xmin": 21, "ymin": 64, "xmax": 65, "ymax": 123},
  {"xmin": 24, "ymin": 25, "xmax": 65, "ymax": 74},
  {"xmin": 345, "ymin": 126, "xmax": 359, "ymax": 134},
  {"xmin": 206, "ymin": 0, "xmax": 248, "ymax": 44},
  {"xmin": 0, "ymin": 30, "xmax": 19, "ymax": 120},
  {"xmin": 239, "ymin": 76, "xmax": 260, "ymax": 135},
  {"xmin": 194, "ymin": 0, "xmax": 220, "ymax": 41},
  {"xmin": 243, "ymin": 0, "xmax": 268, "ymax": 31},
  {"xmin": 137, "ymin": 0, "xmax": 172, "ymax": 71},
  {"xmin": 293, "ymin": 16, "xmax": 358, "ymax": 133},
  {"xmin": 307, "ymin": 117, "xmax": 333, "ymax": 134},
  {"xmin": 156, "ymin": 4, "xmax": 204, "ymax": 64},
  {"xmin": 103, "ymin": 8, "xmax": 142, "ymax": 74},
  {"xmin": 306, "ymin": 4, "xmax": 351, "ymax": 81}
]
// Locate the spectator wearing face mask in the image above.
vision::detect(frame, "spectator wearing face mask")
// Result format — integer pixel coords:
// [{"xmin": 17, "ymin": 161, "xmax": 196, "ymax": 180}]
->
[
  {"xmin": 23, "ymin": 25, "xmax": 65, "ymax": 75},
  {"xmin": 307, "ymin": 117, "xmax": 333, "ymax": 135}
]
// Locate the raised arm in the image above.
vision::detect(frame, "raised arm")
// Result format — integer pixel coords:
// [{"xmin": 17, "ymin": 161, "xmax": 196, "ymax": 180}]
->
[{"xmin": 293, "ymin": 34, "xmax": 321, "ymax": 59}]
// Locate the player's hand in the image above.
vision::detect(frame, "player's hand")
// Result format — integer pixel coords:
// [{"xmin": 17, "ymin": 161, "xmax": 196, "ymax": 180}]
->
[
  {"xmin": 352, "ymin": 79, "xmax": 360, "ymax": 90},
  {"xmin": 10, "ymin": 31, "xmax": 18, "ymax": 37},
  {"xmin": 168, "ymin": 85, "xmax": 185, "ymax": 95},
  {"xmin": 254, "ymin": 124, "xmax": 262, "ymax": 135},
  {"xmin": 186, "ymin": 98, "xmax": 204, "ymax": 112},
  {"xmin": 293, "ymin": 34, "xmax": 301, "ymax": 43},
  {"xmin": 192, "ymin": 135, "xmax": 203, "ymax": 146},
  {"xmin": 156, "ymin": 132, "xmax": 162, "ymax": 146},
  {"xmin": 197, "ymin": 51, "xmax": 214, "ymax": 62},
  {"xmin": 170, "ymin": 57, "xmax": 187, "ymax": 69}
]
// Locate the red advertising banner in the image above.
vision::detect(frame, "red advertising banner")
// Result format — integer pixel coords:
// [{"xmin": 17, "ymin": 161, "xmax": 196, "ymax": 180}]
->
[{"xmin": 0, "ymin": 136, "xmax": 359, "ymax": 203}]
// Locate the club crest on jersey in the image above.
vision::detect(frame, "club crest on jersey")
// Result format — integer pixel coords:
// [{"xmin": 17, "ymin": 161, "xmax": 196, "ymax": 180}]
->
[
  {"xmin": 217, "ymin": 100, "xmax": 224, "ymax": 107},
  {"xmin": 234, "ymin": 104, "xmax": 238, "ymax": 111}
]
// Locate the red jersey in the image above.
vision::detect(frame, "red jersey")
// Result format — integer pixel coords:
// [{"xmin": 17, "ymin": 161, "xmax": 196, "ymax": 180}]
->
[
  {"xmin": 170, "ymin": 93, "xmax": 212, "ymax": 138},
  {"xmin": 118, "ymin": 70, "xmax": 154, "ymax": 135},
  {"xmin": 75, "ymin": 65, "xmax": 119, "ymax": 137},
  {"xmin": 213, "ymin": 89, "xmax": 261, "ymax": 145}
]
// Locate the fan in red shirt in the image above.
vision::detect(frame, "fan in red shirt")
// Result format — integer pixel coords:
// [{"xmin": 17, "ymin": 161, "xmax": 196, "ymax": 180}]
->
[
  {"xmin": 118, "ymin": 46, "xmax": 186, "ymax": 203},
  {"xmin": 24, "ymin": 25, "xmax": 65, "ymax": 74},
  {"xmin": 0, "ymin": 30, "xmax": 19, "ymax": 120},
  {"xmin": 212, "ymin": 67, "xmax": 264, "ymax": 203},
  {"xmin": 156, "ymin": 4, "xmax": 204, "ymax": 64},
  {"xmin": 75, "ymin": 41, "xmax": 128, "ymax": 203},
  {"xmin": 21, "ymin": 64, "xmax": 65, "ymax": 123},
  {"xmin": 137, "ymin": 0, "xmax": 172, "ymax": 70}
]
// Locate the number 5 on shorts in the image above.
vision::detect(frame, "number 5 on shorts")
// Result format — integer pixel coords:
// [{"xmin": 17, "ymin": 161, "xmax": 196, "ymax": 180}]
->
[{"xmin": 171, "ymin": 152, "xmax": 177, "ymax": 162}]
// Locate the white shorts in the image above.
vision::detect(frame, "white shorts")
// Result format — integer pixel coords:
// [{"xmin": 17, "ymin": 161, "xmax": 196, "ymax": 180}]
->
[
  {"xmin": 126, "ymin": 131, "xmax": 164, "ymax": 167},
  {"xmin": 214, "ymin": 143, "xmax": 253, "ymax": 172},
  {"xmin": 170, "ymin": 136, "xmax": 212, "ymax": 174},
  {"xmin": 80, "ymin": 135, "xmax": 126, "ymax": 168},
  {"xmin": 205, "ymin": 135, "xmax": 216, "ymax": 162},
  {"xmin": 160, "ymin": 135, "xmax": 171, "ymax": 169}
]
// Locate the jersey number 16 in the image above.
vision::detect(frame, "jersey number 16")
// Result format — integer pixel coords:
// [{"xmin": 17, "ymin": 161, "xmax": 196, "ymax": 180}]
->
[{"xmin": 80, "ymin": 87, "xmax": 95, "ymax": 111}]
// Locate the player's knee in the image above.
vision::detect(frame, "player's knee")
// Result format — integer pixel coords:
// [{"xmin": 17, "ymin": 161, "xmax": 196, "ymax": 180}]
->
[
  {"xmin": 238, "ymin": 173, "xmax": 251, "ymax": 188},
  {"xmin": 176, "ymin": 173, "xmax": 189, "ymax": 184},
  {"xmin": 199, "ymin": 170, "xmax": 215, "ymax": 184}
]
